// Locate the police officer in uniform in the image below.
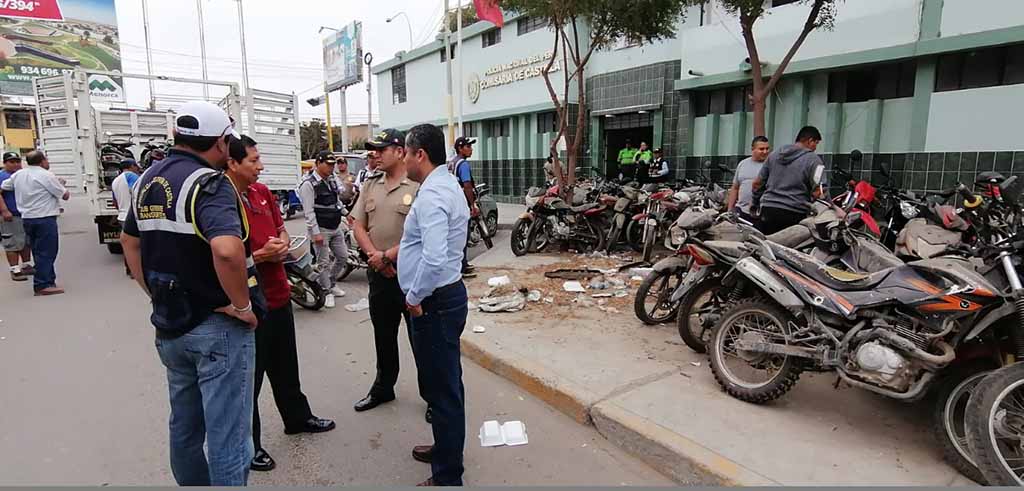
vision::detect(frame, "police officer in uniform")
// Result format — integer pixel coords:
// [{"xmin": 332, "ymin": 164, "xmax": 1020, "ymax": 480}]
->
[
  {"xmin": 120, "ymin": 101, "xmax": 266, "ymax": 486},
  {"xmin": 350, "ymin": 129, "xmax": 426, "ymax": 416},
  {"xmin": 298, "ymin": 150, "xmax": 348, "ymax": 308}
]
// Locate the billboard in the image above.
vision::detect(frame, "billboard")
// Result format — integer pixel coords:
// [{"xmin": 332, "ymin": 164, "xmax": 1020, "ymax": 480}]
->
[
  {"xmin": 0, "ymin": 0, "xmax": 123, "ymax": 101},
  {"xmin": 322, "ymin": 21, "xmax": 362, "ymax": 92}
]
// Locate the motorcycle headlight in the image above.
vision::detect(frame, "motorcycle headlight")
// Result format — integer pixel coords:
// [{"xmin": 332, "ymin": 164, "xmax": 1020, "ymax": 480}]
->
[
  {"xmin": 900, "ymin": 201, "xmax": 919, "ymax": 219},
  {"xmin": 670, "ymin": 226, "xmax": 686, "ymax": 246}
]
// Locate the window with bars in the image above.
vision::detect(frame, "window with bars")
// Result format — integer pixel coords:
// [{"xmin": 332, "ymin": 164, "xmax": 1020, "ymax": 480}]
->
[
  {"xmin": 692, "ymin": 85, "xmax": 752, "ymax": 117},
  {"xmin": 935, "ymin": 44, "xmax": 1024, "ymax": 92},
  {"xmin": 391, "ymin": 65, "xmax": 407, "ymax": 104},
  {"xmin": 537, "ymin": 111, "xmax": 558, "ymax": 134},
  {"xmin": 482, "ymin": 28, "xmax": 501, "ymax": 48},
  {"xmin": 827, "ymin": 61, "xmax": 916, "ymax": 103},
  {"xmin": 485, "ymin": 118, "xmax": 509, "ymax": 137},
  {"xmin": 517, "ymin": 16, "xmax": 548, "ymax": 36},
  {"xmin": 439, "ymin": 44, "xmax": 456, "ymax": 62},
  {"xmin": 463, "ymin": 122, "xmax": 478, "ymax": 138}
]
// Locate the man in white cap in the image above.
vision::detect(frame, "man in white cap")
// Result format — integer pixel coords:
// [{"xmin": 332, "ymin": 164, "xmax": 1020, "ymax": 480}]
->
[{"xmin": 121, "ymin": 101, "xmax": 265, "ymax": 486}]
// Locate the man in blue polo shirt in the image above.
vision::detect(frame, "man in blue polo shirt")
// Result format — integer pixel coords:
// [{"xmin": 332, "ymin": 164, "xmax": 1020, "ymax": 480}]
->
[{"xmin": 0, "ymin": 152, "xmax": 32, "ymax": 281}]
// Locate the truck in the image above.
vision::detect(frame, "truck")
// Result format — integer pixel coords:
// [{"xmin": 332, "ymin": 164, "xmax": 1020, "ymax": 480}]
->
[{"xmin": 32, "ymin": 68, "xmax": 302, "ymax": 253}]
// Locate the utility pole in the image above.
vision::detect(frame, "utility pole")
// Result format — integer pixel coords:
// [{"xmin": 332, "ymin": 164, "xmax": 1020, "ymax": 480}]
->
[
  {"xmin": 365, "ymin": 52, "xmax": 373, "ymax": 145},
  {"xmin": 235, "ymin": 0, "xmax": 252, "ymax": 132},
  {"xmin": 456, "ymin": 0, "xmax": 464, "ymax": 137},
  {"xmin": 196, "ymin": 0, "xmax": 209, "ymax": 99},
  {"xmin": 141, "ymin": 0, "xmax": 155, "ymax": 110},
  {"xmin": 340, "ymin": 88, "xmax": 349, "ymax": 151},
  {"xmin": 324, "ymin": 87, "xmax": 334, "ymax": 152},
  {"xmin": 443, "ymin": 0, "xmax": 454, "ymax": 147}
]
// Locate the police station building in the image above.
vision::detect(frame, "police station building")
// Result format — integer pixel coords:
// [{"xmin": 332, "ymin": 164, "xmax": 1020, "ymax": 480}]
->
[{"xmin": 373, "ymin": 0, "xmax": 1024, "ymax": 202}]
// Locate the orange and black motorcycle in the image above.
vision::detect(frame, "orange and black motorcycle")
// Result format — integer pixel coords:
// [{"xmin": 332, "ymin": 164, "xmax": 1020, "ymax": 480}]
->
[{"xmin": 700, "ymin": 180, "xmax": 1024, "ymax": 485}]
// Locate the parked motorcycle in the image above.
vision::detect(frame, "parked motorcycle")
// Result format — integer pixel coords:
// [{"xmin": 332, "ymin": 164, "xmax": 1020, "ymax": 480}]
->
[
  {"xmin": 336, "ymin": 228, "xmax": 369, "ymax": 281},
  {"xmin": 139, "ymin": 138, "xmax": 168, "ymax": 170},
  {"xmin": 285, "ymin": 236, "xmax": 326, "ymax": 311},
  {"xmin": 99, "ymin": 132, "xmax": 134, "ymax": 189},
  {"xmin": 511, "ymin": 182, "xmax": 607, "ymax": 256},
  {"xmin": 468, "ymin": 182, "xmax": 497, "ymax": 249}
]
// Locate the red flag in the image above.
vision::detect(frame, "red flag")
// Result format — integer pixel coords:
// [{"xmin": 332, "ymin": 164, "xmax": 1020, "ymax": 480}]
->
[
  {"xmin": 0, "ymin": 0, "xmax": 64, "ymax": 21},
  {"xmin": 473, "ymin": 0, "xmax": 504, "ymax": 28}
]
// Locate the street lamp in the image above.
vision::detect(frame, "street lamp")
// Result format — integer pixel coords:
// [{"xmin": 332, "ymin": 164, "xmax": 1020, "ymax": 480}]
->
[
  {"xmin": 386, "ymin": 12, "xmax": 413, "ymax": 51},
  {"xmin": 318, "ymin": 25, "xmax": 339, "ymax": 34}
]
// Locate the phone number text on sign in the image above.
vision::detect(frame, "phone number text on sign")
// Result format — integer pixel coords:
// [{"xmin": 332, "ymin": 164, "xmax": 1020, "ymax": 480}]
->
[
  {"xmin": 0, "ymin": 0, "xmax": 63, "ymax": 20},
  {"xmin": 0, "ymin": 0, "xmax": 37, "ymax": 12},
  {"xmin": 19, "ymin": 66, "xmax": 72, "ymax": 77}
]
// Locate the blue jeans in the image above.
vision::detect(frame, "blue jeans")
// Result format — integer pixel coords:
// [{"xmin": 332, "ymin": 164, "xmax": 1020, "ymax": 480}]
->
[
  {"xmin": 22, "ymin": 216, "xmax": 58, "ymax": 291},
  {"xmin": 410, "ymin": 282, "xmax": 468, "ymax": 486},
  {"xmin": 154, "ymin": 313, "xmax": 256, "ymax": 486}
]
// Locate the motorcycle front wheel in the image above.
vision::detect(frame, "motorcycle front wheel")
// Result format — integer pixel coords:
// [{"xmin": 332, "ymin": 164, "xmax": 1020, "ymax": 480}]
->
[
  {"xmin": 511, "ymin": 217, "xmax": 532, "ymax": 256},
  {"xmin": 288, "ymin": 272, "xmax": 325, "ymax": 310},
  {"xmin": 965, "ymin": 362, "xmax": 1024, "ymax": 486},
  {"xmin": 708, "ymin": 298, "xmax": 802, "ymax": 404},
  {"xmin": 625, "ymin": 219, "xmax": 644, "ymax": 253},
  {"xmin": 677, "ymin": 276, "xmax": 727, "ymax": 353},
  {"xmin": 933, "ymin": 360, "xmax": 995, "ymax": 484},
  {"xmin": 634, "ymin": 268, "xmax": 683, "ymax": 325}
]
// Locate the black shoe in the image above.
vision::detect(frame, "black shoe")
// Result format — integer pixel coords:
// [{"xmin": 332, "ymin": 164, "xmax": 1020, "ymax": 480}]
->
[
  {"xmin": 250, "ymin": 448, "xmax": 276, "ymax": 472},
  {"xmin": 283, "ymin": 416, "xmax": 336, "ymax": 435},
  {"xmin": 412, "ymin": 445, "xmax": 433, "ymax": 464},
  {"xmin": 425, "ymin": 407, "xmax": 433, "ymax": 424},
  {"xmin": 354, "ymin": 393, "xmax": 395, "ymax": 412}
]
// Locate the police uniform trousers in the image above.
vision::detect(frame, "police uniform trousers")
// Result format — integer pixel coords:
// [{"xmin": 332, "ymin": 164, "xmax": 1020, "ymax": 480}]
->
[{"xmin": 367, "ymin": 268, "xmax": 426, "ymax": 400}]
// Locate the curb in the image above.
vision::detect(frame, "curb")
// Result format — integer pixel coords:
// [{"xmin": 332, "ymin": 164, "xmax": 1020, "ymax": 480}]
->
[{"xmin": 461, "ymin": 335, "xmax": 770, "ymax": 486}]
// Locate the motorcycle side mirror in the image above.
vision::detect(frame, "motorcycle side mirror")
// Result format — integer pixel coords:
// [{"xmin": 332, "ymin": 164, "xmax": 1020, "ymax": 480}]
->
[{"xmin": 850, "ymin": 149, "xmax": 863, "ymax": 163}]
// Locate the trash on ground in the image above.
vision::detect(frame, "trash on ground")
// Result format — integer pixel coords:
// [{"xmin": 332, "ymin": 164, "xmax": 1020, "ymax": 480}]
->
[
  {"xmin": 592, "ymin": 293, "xmax": 613, "ymax": 298},
  {"xmin": 344, "ymin": 298, "xmax": 370, "ymax": 312},
  {"xmin": 618, "ymin": 261, "xmax": 648, "ymax": 272},
  {"xmin": 479, "ymin": 420, "xmax": 529, "ymax": 447},
  {"xmin": 597, "ymin": 299, "xmax": 608, "ymax": 306},
  {"xmin": 545, "ymin": 268, "xmax": 603, "ymax": 280},
  {"xmin": 629, "ymin": 267, "xmax": 654, "ymax": 278},
  {"xmin": 472, "ymin": 325, "xmax": 487, "ymax": 333},
  {"xmin": 588, "ymin": 277, "xmax": 609, "ymax": 290},
  {"xmin": 614, "ymin": 290, "xmax": 629, "ymax": 298},
  {"xmin": 479, "ymin": 285, "xmax": 527, "ymax": 313},
  {"xmin": 526, "ymin": 290, "xmax": 542, "ymax": 302},
  {"xmin": 573, "ymin": 295, "xmax": 595, "ymax": 307},
  {"xmin": 608, "ymin": 278, "xmax": 627, "ymax": 289},
  {"xmin": 542, "ymin": 297, "xmax": 554, "ymax": 304},
  {"xmin": 487, "ymin": 275, "xmax": 511, "ymax": 287},
  {"xmin": 630, "ymin": 275, "xmax": 644, "ymax": 282},
  {"xmin": 562, "ymin": 281, "xmax": 586, "ymax": 293},
  {"xmin": 606, "ymin": 307, "xmax": 620, "ymax": 314},
  {"xmin": 690, "ymin": 361, "xmax": 702, "ymax": 367}
]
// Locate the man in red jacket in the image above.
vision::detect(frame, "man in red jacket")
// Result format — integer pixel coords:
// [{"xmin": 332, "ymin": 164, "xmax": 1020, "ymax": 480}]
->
[{"xmin": 225, "ymin": 135, "xmax": 335, "ymax": 472}]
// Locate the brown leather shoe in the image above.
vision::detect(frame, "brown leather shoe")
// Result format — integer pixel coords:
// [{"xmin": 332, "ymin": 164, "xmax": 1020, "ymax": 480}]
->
[
  {"xmin": 416, "ymin": 477, "xmax": 435, "ymax": 487},
  {"xmin": 412, "ymin": 445, "xmax": 433, "ymax": 464},
  {"xmin": 34, "ymin": 287, "xmax": 65, "ymax": 296},
  {"xmin": 10, "ymin": 272, "xmax": 26, "ymax": 282}
]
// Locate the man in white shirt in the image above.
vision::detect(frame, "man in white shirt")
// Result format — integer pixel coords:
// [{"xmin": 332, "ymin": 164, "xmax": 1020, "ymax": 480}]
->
[
  {"xmin": 111, "ymin": 158, "xmax": 141, "ymax": 276},
  {"xmin": 0, "ymin": 150, "xmax": 69, "ymax": 295}
]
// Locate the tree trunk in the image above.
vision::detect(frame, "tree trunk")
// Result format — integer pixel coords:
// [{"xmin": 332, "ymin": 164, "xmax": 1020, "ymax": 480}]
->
[{"xmin": 751, "ymin": 91, "xmax": 767, "ymax": 138}]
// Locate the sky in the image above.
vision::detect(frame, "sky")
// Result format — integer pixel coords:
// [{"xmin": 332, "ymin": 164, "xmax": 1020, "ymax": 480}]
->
[
  {"xmin": 62, "ymin": 0, "xmax": 119, "ymax": 25},
  {"xmin": 110, "ymin": 0, "xmax": 449, "ymax": 125}
]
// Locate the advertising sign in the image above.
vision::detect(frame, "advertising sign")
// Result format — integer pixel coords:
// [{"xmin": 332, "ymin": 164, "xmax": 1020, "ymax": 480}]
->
[
  {"xmin": 0, "ymin": 0, "xmax": 64, "ymax": 22},
  {"xmin": 322, "ymin": 21, "xmax": 362, "ymax": 92},
  {"xmin": 0, "ymin": 0, "xmax": 123, "ymax": 100}
]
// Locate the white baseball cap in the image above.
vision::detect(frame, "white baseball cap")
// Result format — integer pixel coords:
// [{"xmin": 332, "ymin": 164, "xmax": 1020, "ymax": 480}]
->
[{"xmin": 173, "ymin": 101, "xmax": 241, "ymax": 139}]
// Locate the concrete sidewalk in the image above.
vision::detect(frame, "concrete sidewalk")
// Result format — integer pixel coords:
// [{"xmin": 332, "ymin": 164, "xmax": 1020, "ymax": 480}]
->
[{"xmin": 460, "ymin": 236, "xmax": 976, "ymax": 486}]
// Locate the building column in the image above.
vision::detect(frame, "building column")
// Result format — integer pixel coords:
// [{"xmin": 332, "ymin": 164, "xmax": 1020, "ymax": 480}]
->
[
  {"xmin": 825, "ymin": 103, "xmax": 844, "ymax": 155},
  {"xmin": 910, "ymin": 57, "xmax": 937, "ymax": 152},
  {"xmin": 705, "ymin": 113, "xmax": 720, "ymax": 157},
  {"xmin": 733, "ymin": 111, "xmax": 747, "ymax": 155}
]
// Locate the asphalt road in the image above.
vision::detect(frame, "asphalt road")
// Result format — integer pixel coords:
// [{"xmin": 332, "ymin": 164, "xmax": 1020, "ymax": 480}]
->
[{"xmin": 0, "ymin": 198, "xmax": 670, "ymax": 486}]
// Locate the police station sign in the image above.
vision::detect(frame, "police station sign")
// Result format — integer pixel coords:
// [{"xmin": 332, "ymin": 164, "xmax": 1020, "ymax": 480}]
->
[{"xmin": 468, "ymin": 51, "xmax": 563, "ymax": 103}]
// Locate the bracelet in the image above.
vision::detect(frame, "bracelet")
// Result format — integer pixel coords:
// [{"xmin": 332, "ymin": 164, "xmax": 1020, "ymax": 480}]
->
[{"xmin": 232, "ymin": 302, "xmax": 252, "ymax": 313}]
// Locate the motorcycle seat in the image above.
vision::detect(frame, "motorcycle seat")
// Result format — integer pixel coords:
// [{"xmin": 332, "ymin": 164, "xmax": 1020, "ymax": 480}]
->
[
  {"xmin": 571, "ymin": 203, "xmax": 600, "ymax": 213},
  {"xmin": 770, "ymin": 243, "xmax": 893, "ymax": 291},
  {"xmin": 704, "ymin": 240, "xmax": 746, "ymax": 259}
]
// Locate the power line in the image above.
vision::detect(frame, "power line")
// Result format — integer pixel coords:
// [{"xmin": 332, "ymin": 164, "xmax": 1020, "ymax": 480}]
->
[{"xmin": 119, "ymin": 41, "xmax": 324, "ymax": 70}]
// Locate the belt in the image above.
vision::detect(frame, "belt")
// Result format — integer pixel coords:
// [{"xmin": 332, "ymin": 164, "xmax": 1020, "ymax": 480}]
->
[{"xmin": 433, "ymin": 280, "xmax": 464, "ymax": 296}]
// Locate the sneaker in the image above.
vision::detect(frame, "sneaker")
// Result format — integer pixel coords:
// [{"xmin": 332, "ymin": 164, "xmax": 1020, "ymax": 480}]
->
[
  {"xmin": 462, "ymin": 270, "xmax": 478, "ymax": 279},
  {"xmin": 10, "ymin": 271, "xmax": 26, "ymax": 282},
  {"xmin": 324, "ymin": 293, "xmax": 336, "ymax": 309},
  {"xmin": 330, "ymin": 286, "xmax": 346, "ymax": 297}
]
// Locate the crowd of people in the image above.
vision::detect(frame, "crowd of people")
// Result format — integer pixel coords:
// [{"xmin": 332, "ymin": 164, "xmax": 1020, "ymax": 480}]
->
[{"xmin": 107, "ymin": 101, "xmax": 476, "ymax": 486}]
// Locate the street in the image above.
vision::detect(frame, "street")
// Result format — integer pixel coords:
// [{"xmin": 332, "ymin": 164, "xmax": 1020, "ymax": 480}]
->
[{"xmin": 0, "ymin": 198, "xmax": 671, "ymax": 486}]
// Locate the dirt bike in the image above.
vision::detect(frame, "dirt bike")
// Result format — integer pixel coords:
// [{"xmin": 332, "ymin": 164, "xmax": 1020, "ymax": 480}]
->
[
  {"xmin": 336, "ymin": 228, "xmax": 368, "ymax": 281},
  {"xmin": 511, "ymin": 183, "xmax": 606, "ymax": 256}
]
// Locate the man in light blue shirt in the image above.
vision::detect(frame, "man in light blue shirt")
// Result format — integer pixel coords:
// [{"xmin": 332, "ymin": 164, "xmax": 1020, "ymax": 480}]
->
[{"xmin": 398, "ymin": 124, "xmax": 470, "ymax": 487}]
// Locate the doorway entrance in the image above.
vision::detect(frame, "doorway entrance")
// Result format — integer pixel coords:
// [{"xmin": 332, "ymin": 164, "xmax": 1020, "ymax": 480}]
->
[{"xmin": 601, "ymin": 112, "xmax": 654, "ymax": 179}]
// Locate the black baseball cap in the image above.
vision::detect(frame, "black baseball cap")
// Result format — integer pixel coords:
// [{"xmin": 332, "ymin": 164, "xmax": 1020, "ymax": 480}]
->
[
  {"xmin": 3, "ymin": 152, "xmax": 20, "ymax": 162},
  {"xmin": 120, "ymin": 158, "xmax": 138, "ymax": 170},
  {"xmin": 454, "ymin": 136, "xmax": 476, "ymax": 149},
  {"xmin": 316, "ymin": 150, "xmax": 337, "ymax": 164},
  {"xmin": 365, "ymin": 128, "xmax": 405, "ymax": 150}
]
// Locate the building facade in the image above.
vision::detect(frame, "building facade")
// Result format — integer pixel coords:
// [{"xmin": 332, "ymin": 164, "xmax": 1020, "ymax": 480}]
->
[{"xmin": 373, "ymin": 1, "xmax": 1024, "ymax": 201}]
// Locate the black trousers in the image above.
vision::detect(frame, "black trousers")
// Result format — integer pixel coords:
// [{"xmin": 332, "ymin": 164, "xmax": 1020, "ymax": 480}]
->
[
  {"xmin": 253, "ymin": 303, "xmax": 313, "ymax": 451},
  {"xmin": 759, "ymin": 207, "xmax": 808, "ymax": 235},
  {"xmin": 367, "ymin": 269, "xmax": 423, "ymax": 400}
]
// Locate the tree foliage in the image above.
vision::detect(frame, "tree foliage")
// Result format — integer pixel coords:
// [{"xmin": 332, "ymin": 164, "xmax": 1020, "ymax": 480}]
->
[
  {"xmin": 299, "ymin": 120, "xmax": 345, "ymax": 160},
  {"xmin": 501, "ymin": 0, "xmax": 689, "ymax": 191},
  {"xmin": 441, "ymin": 4, "xmax": 479, "ymax": 35}
]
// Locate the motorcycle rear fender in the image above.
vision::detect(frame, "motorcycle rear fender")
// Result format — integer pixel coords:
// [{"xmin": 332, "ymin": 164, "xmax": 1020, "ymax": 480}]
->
[
  {"xmin": 670, "ymin": 264, "xmax": 712, "ymax": 303},
  {"xmin": 583, "ymin": 206, "xmax": 606, "ymax": 217},
  {"xmin": 632, "ymin": 212, "xmax": 648, "ymax": 222},
  {"xmin": 964, "ymin": 302, "xmax": 1016, "ymax": 341},
  {"xmin": 732, "ymin": 257, "xmax": 804, "ymax": 309},
  {"xmin": 652, "ymin": 256, "xmax": 689, "ymax": 274}
]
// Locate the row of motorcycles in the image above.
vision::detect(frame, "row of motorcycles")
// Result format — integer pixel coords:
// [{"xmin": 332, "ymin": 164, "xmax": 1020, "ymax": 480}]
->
[
  {"xmin": 510, "ymin": 162, "xmax": 729, "ymax": 261},
  {"xmin": 631, "ymin": 150, "xmax": 1024, "ymax": 485}
]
